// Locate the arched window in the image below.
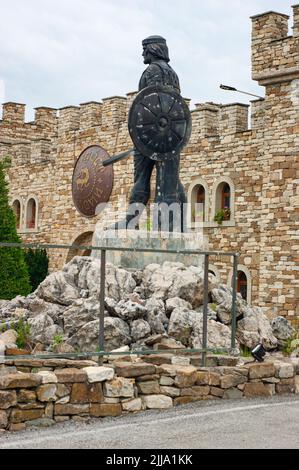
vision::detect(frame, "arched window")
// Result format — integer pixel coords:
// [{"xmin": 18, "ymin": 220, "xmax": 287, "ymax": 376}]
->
[
  {"xmin": 214, "ymin": 181, "xmax": 232, "ymax": 222},
  {"xmin": 192, "ymin": 184, "xmax": 205, "ymax": 222},
  {"xmin": 12, "ymin": 200, "xmax": 21, "ymax": 229},
  {"xmin": 26, "ymin": 198, "xmax": 37, "ymax": 230},
  {"xmin": 237, "ymin": 271, "xmax": 248, "ymax": 301},
  {"xmin": 188, "ymin": 180, "xmax": 208, "ymax": 225},
  {"xmin": 221, "ymin": 183, "xmax": 231, "ymax": 211}
]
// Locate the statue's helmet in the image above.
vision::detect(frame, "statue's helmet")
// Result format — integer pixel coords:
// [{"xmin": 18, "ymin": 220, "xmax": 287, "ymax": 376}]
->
[{"xmin": 142, "ymin": 35, "xmax": 170, "ymax": 62}]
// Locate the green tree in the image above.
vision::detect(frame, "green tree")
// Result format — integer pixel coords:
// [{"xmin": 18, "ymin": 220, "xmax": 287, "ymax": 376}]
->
[
  {"xmin": 24, "ymin": 248, "xmax": 49, "ymax": 292},
  {"xmin": 0, "ymin": 157, "xmax": 31, "ymax": 299}
]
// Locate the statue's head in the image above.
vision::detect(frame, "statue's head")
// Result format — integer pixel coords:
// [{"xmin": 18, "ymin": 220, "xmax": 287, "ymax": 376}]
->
[{"xmin": 142, "ymin": 35, "xmax": 170, "ymax": 64}]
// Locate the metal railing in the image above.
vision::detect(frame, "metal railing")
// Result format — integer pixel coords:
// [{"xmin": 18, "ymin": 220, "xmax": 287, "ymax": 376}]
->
[{"xmin": 0, "ymin": 242, "xmax": 239, "ymax": 366}]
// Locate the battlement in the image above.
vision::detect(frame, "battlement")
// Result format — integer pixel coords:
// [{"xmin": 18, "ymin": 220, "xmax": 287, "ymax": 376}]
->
[{"xmin": 251, "ymin": 5, "xmax": 299, "ymax": 85}]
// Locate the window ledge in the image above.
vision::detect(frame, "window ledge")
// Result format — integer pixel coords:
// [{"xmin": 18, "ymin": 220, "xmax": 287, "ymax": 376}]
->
[
  {"xmin": 209, "ymin": 220, "xmax": 236, "ymax": 228},
  {"xmin": 18, "ymin": 228, "xmax": 39, "ymax": 234},
  {"xmin": 189, "ymin": 220, "xmax": 236, "ymax": 229}
]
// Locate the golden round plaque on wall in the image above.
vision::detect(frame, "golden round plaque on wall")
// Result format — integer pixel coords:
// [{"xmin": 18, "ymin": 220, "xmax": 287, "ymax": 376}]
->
[{"xmin": 72, "ymin": 145, "xmax": 113, "ymax": 218}]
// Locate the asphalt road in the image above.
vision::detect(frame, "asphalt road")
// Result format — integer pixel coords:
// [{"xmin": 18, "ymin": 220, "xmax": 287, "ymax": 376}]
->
[{"xmin": 0, "ymin": 396, "xmax": 298, "ymax": 449}]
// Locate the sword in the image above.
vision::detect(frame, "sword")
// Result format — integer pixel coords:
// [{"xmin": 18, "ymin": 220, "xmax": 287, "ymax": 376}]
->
[{"xmin": 102, "ymin": 148, "xmax": 134, "ymax": 167}]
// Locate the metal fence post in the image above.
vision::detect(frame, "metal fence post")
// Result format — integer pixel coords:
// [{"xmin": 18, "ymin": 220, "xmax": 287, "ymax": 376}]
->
[
  {"xmin": 202, "ymin": 254, "xmax": 209, "ymax": 367},
  {"xmin": 231, "ymin": 254, "xmax": 238, "ymax": 351},
  {"xmin": 99, "ymin": 249, "xmax": 106, "ymax": 365}
]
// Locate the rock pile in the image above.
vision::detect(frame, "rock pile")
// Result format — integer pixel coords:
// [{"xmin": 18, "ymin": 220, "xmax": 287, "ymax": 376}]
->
[{"xmin": 0, "ymin": 256, "xmax": 293, "ymax": 354}]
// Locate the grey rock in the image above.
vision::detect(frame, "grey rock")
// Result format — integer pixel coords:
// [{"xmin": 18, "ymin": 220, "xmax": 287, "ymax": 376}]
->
[
  {"xmin": 114, "ymin": 300, "xmax": 147, "ymax": 322},
  {"xmin": 271, "ymin": 316, "xmax": 294, "ymax": 341},
  {"xmin": 142, "ymin": 261, "xmax": 212, "ymax": 308},
  {"xmin": 69, "ymin": 317, "xmax": 131, "ymax": 352},
  {"xmin": 36, "ymin": 271, "xmax": 80, "ymax": 306},
  {"xmin": 237, "ymin": 307, "xmax": 278, "ymax": 350},
  {"xmin": 168, "ymin": 308, "xmax": 196, "ymax": 347},
  {"xmin": 62, "ymin": 298, "xmax": 100, "ymax": 337},
  {"xmin": 130, "ymin": 319, "xmax": 151, "ymax": 342},
  {"xmin": 145, "ymin": 298, "xmax": 168, "ymax": 334},
  {"xmin": 165, "ymin": 297, "xmax": 192, "ymax": 316},
  {"xmin": 28, "ymin": 314, "xmax": 63, "ymax": 346},
  {"xmin": 211, "ymin": 284, "xmax": 246, "ymax": 325}
]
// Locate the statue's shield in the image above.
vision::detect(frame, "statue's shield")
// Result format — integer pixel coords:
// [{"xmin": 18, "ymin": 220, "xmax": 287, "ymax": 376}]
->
[
  {"xmin": 72, "ymin": 145, "xmax": 113, "ymax": 218},
  {"xmin": 128, "ymin": 85, "xmax": 192, "ymax": 161}
]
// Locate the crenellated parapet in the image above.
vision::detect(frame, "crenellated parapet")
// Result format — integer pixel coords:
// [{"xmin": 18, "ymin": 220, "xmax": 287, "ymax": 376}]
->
[{"xmin": 251, "ymin": 6, "xmax": 299, "ymax": 85}]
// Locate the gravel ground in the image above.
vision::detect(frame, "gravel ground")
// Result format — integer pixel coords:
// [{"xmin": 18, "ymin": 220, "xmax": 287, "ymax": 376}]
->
[{"xmin": 0, "ymin": 396, "xmax": 298, "ymax": 449}]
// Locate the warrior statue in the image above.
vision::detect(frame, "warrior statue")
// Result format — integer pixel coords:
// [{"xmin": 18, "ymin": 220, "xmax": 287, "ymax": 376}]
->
[{"xmin": 72, "ymin": 37, "xmax": 191, "ymax": 230}]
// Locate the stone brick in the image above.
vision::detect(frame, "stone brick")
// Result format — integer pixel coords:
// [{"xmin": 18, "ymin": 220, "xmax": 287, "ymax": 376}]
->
[
  {"xmin": 244, "ymin": 382, "xmax": 273, "ymax": 397},
  {"xmin": 142, "ymin": 395, "xmax": 173, "ymax": 409},
  {"xmin": 114, "ymin": 362, "xmax": 155, "ymax": 377},
  {"xmin": 159, "ymin": 376, "xmax": 174, "ymax": 386},
  {"xmin": 223, "ymin": 388, "xmax": 243, "ymax": 399},
  {"xmin": 121, "ymin": 398, "xmax": 142, "ymax": 412},
  {"xmin": 142, "ymin": 354, "xmax": 173, "ymax": 365},
  {"xmin": 209, "ymin": 372, "xmax": 221, "ymax": 387},
  {"xmin": 55, "ymin": 368, "xmax": 87, "ymax": 383},
  {"xmin": 174, "ymin": 366, "xmax": 198, "ymax": 388},
  {"xmin": 0, "ymin": 391, "xmax": 17, "ymax": 409},
  {"xmin": 9, "ymin": 423, "xmax": 26, "ymax": 432},
  {"xmin": 160, "ymin": 386, "xmax": 181, "ymax": 397},
  {"xmin": 104, "ymin": 377, "xmax": 135, "ymax": 398},
  {"xmin": 37, "ymin": 384, "xmax": 57, "ymax": 402},
  {"xmin": 220, "ymin": 374, "xmax": 247, "ymax": 389},
  {"xmin": 0, "ymin": 410, "xmax": 8, "ymax": 428},
  {"xmin": 181, "ymin": 386, "xmax": 210, "ymax": 397},
  {"xmin": 90, "ymin": 403, "xmax": 122, "ymax": 417},
  {"xmin": 210, "ymin": 387, "xmax": 224, "ymax": 398},
  {"xmin": 276, "ymin": 378, "xmax": 295, "ymax": 395},
  {"xmin": 55, "ymin": 404, "xmax": 89, "ymax": 416},
  {"xmin": 71, "ymin": 383, "xmax": 103, "ymax": 403},
  {"xmin": 196, "ymin": 371, "xmax": 210, "ymax": 385},
  {"xmin": 0, "ymin": 373, "xmax": 42, "ymax": 389},
  {"xmin": 37, "ymin": 371, "xmax": 58, "ymax": 384},
  {"xmin": 18, "ymin": 390, "xmax": 36, "ymax": 403},
  {"xmin": 137, "ymin": 381, "xmax": 160, "ymax": 395},
  {"xmin": 248, "ymin": 363, "xmax": 276, "ymax": 380},
  {"xmin": 10, "ymin": 409, "xmax": 44, "ymax": 423},
  {"xmin": 274, "ymin": 362, "xmax": 295, "ymax": 379},
  {"xmin": 83, "ymin": 366, "xmax": 114, "ymax": 383}
]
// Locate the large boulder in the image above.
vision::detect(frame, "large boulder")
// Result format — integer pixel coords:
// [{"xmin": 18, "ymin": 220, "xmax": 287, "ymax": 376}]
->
[
  {"xmin": 145, "ymin": 298, "xmax": 168, "ymax": 334},
  {"xmin": 0, "ymin": 330, "xmax": 18, "ymax": 349},
  {"xmin": 271, "ymin": 316, "xmax": 294, "ymax": 342},
  {"xmin": 62, "ymin": 298, "xmax": 101, "ymax": 337},
  {"xmin": 211, "ymin": 284, "xmax": 247, "ymax": 325},
  {"xmin": 36, "ymin": 272, "xmax": 80, "ymax": 306},
  {"xmin": 130, "ymin": 319, "xmax": 151, "ymax": 342},
  {"xmin": 168, "ymin": 308, "xmax": 197, "ymax": 347},
  {"xmin": 192, "ymin": 316, "xmax": 232, "ymax": 350},
  {"xmin": 237, "ymin": 307, "xmax": 278, "ymax": 350},
  {"xmin": 28, "ymin": 314, "xmax": 63, "ymax": 346},
  {"xmin": 168, "ymin": 307, "xmax": 233, "ymax": 350},
  {"xmin": 68, "ymin": 317, "xmax": 131, "ymax": 352},
  {"xmin": 113, "ymin": 300, "xmax": 147, "ymax": 322},
  {"xmin": 142, "ymin": 262, "xmax": 212, "ymax": 307}
]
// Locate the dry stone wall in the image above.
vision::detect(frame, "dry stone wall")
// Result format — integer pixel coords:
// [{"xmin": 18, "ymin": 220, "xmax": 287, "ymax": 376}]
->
[
  {"xmin": 0, "ymin": 6, "xmax": 298, "ymax": 321},
  {"xmin": 0, "ymin": 355, "xmax": 298, "ymax": 432}
]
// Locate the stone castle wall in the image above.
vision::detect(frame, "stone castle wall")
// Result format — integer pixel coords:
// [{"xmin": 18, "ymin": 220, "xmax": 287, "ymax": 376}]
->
[{"xmin": 0, "ymin": 6, "xmax": 298, "ymax": 321}]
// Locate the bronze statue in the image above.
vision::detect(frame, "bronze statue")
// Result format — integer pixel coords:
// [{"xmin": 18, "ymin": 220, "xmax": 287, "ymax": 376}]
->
[{"xmin": 104, "ymin": 36, "xmax": 192, "ymax": 231}]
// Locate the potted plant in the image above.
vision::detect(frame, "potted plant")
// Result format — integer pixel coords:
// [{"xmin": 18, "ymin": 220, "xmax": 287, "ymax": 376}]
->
[{"xmin": 214, "ymin": 208, "xmax": 231, "ymax": 225}]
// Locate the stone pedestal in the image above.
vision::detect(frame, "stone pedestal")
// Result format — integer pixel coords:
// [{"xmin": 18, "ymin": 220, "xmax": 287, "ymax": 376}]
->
[{"xmin": 92, "ymin": 229, "xmax": 207, "ymax": 270}]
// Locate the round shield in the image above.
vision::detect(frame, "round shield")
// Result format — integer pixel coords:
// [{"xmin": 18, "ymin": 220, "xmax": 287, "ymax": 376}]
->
[
  {"xmin": 128, "ymin": 85, "xmax": 192, "ymax": 161},
  {"xmin": 72, "ymin": 145, "xmax": 113, "ymax": 218}
]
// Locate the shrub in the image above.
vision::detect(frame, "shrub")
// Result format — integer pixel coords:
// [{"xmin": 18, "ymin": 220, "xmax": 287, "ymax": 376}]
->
[
  {"xmin": 0, "ymin": 158, "xmax": 31, "ymax": 299},
  {"xmin": 24, "ymin": 248, "xmax": 49, "ymax": 292}
]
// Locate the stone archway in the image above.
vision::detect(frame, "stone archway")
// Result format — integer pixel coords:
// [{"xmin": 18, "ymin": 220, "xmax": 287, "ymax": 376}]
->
[{"xmin": 66, "ymin": 231, "xmax": 94, "ymax": 263}]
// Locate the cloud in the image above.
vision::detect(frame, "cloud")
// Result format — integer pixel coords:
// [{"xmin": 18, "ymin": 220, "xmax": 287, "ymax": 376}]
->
[{"xmin": 0, "ymin": 0, "xmax": 295, "ymax": 120}]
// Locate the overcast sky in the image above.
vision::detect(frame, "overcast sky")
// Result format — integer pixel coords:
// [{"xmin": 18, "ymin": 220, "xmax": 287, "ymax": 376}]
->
[{"xmin": 0, "ymin": 0, "xmax": 295, "ymax": 121}]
